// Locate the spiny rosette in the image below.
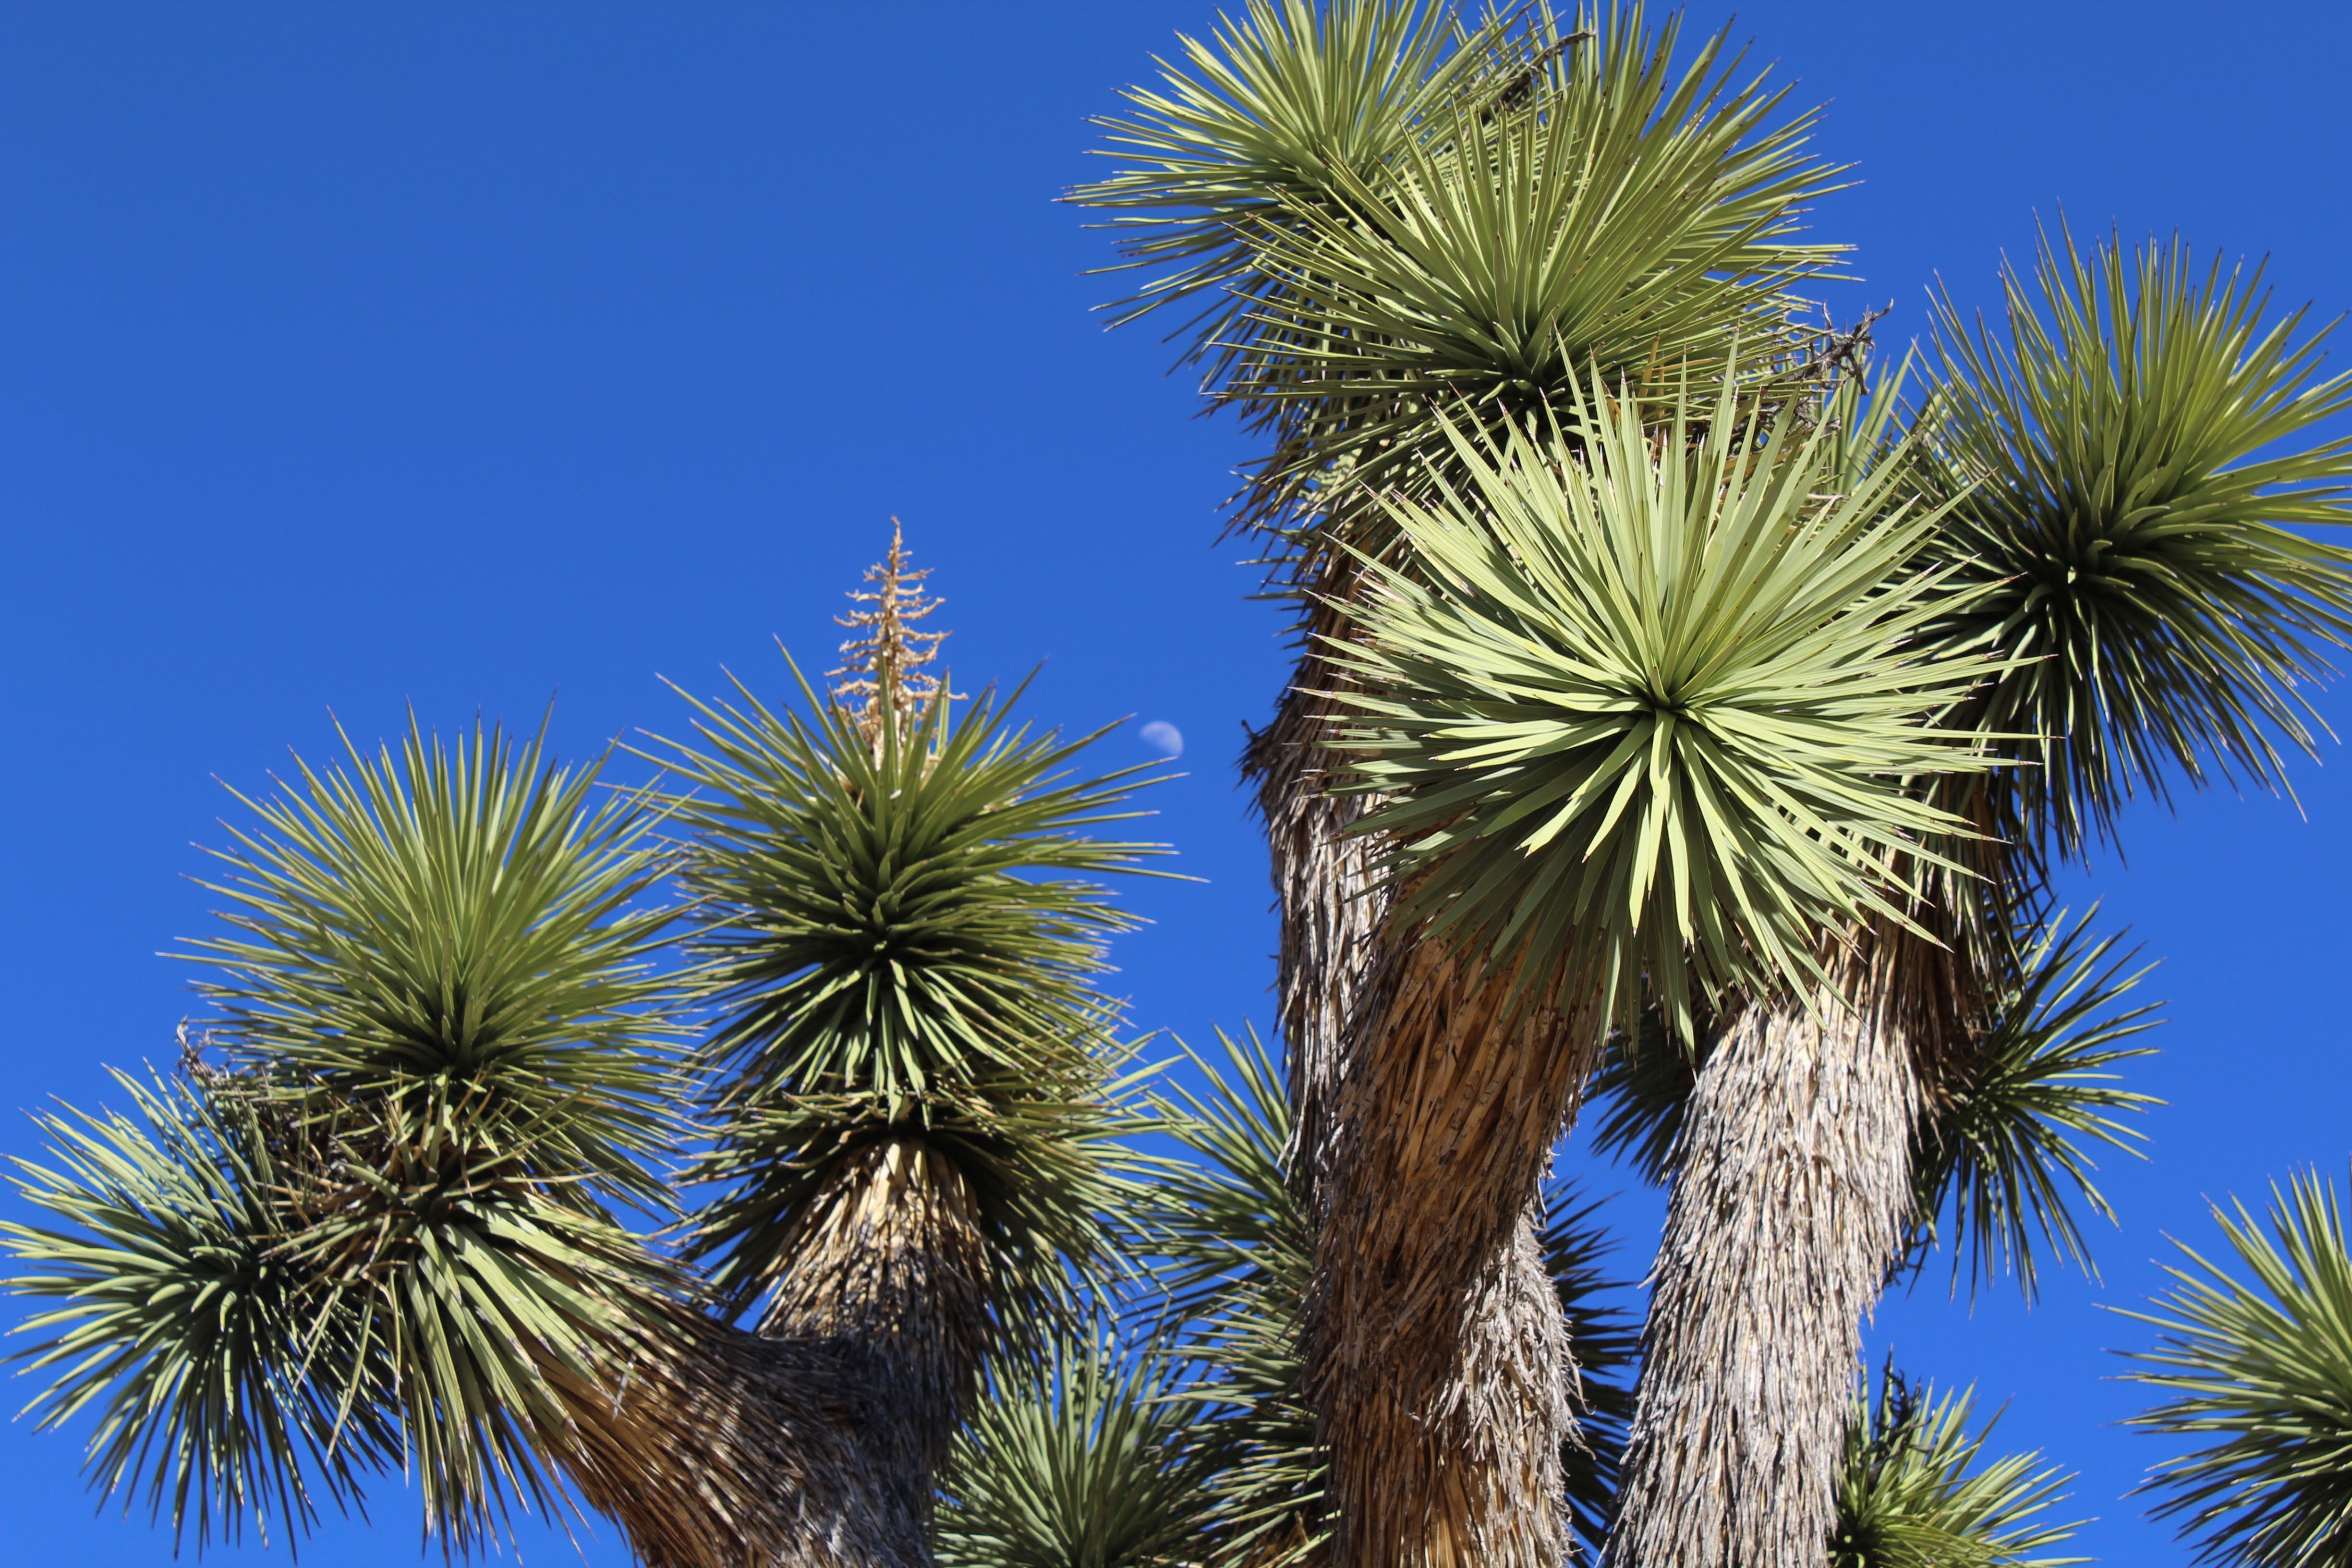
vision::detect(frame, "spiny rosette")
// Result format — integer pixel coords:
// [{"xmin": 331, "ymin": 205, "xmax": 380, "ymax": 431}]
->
[
  {"xmin": 6, "ymin": 716, "xmax": 689, "ymax": 1556},
  {"xmin": 1329, "ymin": 359, "xmax": 2004, "ymax": 1043},
  {"xmin": 649, "ymin": 655, "xmax": 1170, "ymax": 1324},
  {"xmin": 1922, "ymin": 223, "xmax": 2352, "ymax": 860},
  {"xmin": 2123, "ymin": 1168, "xmax": 2352, "ymax": 1568}
]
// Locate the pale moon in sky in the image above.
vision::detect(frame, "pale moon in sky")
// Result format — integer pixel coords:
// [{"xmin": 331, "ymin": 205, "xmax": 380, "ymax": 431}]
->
[{"xmin": 1140, "ymin": 720, "xmax": 1184, "ymax": 758}]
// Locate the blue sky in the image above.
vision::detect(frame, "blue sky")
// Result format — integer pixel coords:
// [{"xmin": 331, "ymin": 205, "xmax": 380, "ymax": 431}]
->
[{"xmin": 3, "ymin": 3, "xmax": 2350, "ymax": 1563}]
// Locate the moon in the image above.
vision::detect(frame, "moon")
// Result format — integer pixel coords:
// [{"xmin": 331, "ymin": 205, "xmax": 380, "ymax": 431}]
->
[{"xmin": 1139, "ymin": 720, "xmax": 1184, "ymax": 759}]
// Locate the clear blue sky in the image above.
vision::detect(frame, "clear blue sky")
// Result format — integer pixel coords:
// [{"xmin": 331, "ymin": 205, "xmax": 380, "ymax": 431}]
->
[{"xmin": 3, "ymin": 3, "xmax": 2349, "ymax": 1563}]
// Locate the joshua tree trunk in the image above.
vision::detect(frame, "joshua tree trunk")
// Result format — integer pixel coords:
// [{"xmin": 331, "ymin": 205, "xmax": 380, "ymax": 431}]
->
[
  {"xmin": 554, "ymin": 1308, "xmax": 918, "ymax": 1568},
  {"xmin": 1309, "ymin": 936, "xmax": 1592, "ymax": 1568},
  {"xmin": 1610, "ymin": 994, "xmax": 1922, "ymax": 1568},
  {"xmin": 558, "ymin": 1135, "xmax": 990, "ymax": 1568},
  {"xmin": 1253, "ymin": 635, "xmax": 1590, "ymax": 1568}
]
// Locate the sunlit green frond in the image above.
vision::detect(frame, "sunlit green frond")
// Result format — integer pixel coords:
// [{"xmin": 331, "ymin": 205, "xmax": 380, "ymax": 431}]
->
[
  {"xmin": 4, "ymin": 1070, "xmax": 391, "ymax": 1555},
  {"xmin": 2122, "ymin": 1167, "xmax": 2352, "ymax": 1568},
  {"xmin": 1073, "ymin": 0, "xmax": 1492, "ymax": 345},
  {"xmin": 1078, "ymin": 0, "xmax": 1846, "ymax": 547},
  {"xmin": 1924, "ymin": 222, "xmax": 2352, "ymax": 860},
  {"xmin": 1910, "ymin": 905, "xmax": 2161, "ymax": 1301},
  {"xmin": 182, "ymin": 714, "xmax": 683, "ymax": 1212},
  {"xmin": 1832, "ymin": 1363, "xmax": 2085, "ymax": 1568},
  {"xmin": 651, "ymin": 659, "xmax": 1168, "ymax": 1325},
  {"xmin": 936, "ymin": 1321, "xmax": 1212, "ymax": 1568},
  {"xmin": 1332, "ymin": 362, "xmax": 2000, "ymax": 1041},
  {"xmin": 1148, "ymin": 1026, "xmax": 1311, "ymax": 1325},
  {"xmin": 10, "ymin": 717, "xmax": 689, "ymax": 1556},
  {"xmin": 283, "ymin": 1106, "xmax": 676, "ymax": 1556},
  {"xmin": 1145, "ymin": 1028, "xmax": 1324, "ymax": 1568},
  {"xmin": 1224, "ymin": 6, "xmax": 1841, "ymax": 515}
]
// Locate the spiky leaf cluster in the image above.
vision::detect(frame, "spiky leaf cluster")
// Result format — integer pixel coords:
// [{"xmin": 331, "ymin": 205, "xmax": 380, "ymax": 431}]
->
[
  {"xmin": 1831, "ymin": 1364, "xmax": 2084, "ymax": 1568},
  {"xmin": 654, "ymin": 663, "xmax": 1167, "ymax": 1326},
  {"xmin": 1148, "ymin": 1030, "xmax": 1325, "ymax": 1568},
  {"xmin": 1907, "ymin": 904, "xmax": 2160, "ymax": 1301},
  {"xmin": 936, "ymin": 1321, "xmax": 1211, "ymax": 1568},
  {"xmin": 6, "ymin": 721, "xmax": 684, "ymax": 1554},
  {"xmin": 2123, "ymin": 1167, "xmax": 2352, "ymax": 1568},
  {"xmin": 1923, "ymin": 224, "xmax": 2352, "ymax": 861},
  {"xmin": 1076, "ymin": 0, "xmax": 1844, "ymax": 548},
  {"xmin": 4, "ymin": 1072, "xmax": 388, "ymax": 1553},
  {"xmin": 1332, "ymin": 367, "xmax": 1998, "ymax": 1039},
  {"xmin": 186, "ymin": 718, "xmax": 681, "ymax": 1210}
]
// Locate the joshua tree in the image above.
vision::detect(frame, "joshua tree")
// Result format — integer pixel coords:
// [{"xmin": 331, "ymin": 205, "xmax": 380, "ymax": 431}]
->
[
  {"xmin": 1077, "ymin": 4, "xmax": 1847, "ymax": 1559},
  {"xmin": 931, "ymin": 1024, "xmax": 2097, "ymax": 1568},
  {"xmin": 1081, "ymin": 4, "xmax": 2352, "ymax": 1564},
  {"xmin": 4, "ymin": 534, "xmax": 1164, "ymax": 1568},
  {"xmin": 1606, "ymin": 228, "xmax": 2352, "ymax": 1568}
]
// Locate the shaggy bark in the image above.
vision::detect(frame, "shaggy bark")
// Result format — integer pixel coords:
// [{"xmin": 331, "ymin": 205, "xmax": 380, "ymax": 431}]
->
[
  {"xmin": 554, "ymin": 1309, "xmax": 915, "ymax": 1568},
  {"xmin": 1250, "ymin": 668, "xmax": 1385, "ymax": 1214},
  {"xmin": 1253, "ymin": 640, "xmax": 1591, "ymax": 1568},
  {"xmin": 1611, "ymin": 995, "xmax": 1923, "ymax": 1568},
  {"xmin": 1306, "ymin": 933, "xmax": 1592, "ymax": 1568},
  {"xmin": 557, "ymin": 1135, "xmax": 990, "ymax": 1568}
]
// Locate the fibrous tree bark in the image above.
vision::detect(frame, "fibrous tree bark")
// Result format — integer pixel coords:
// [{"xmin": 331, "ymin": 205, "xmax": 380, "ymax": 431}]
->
[
  {"xmin": 1611, "ymin": 995, "xmax": 1923, "ymax": 1568},
  {"xmin": 1252, "ymin": 613, "xmax": 1589, "ymax": 1568},
  {"xmin": 559, "ymin": 1137, "xmax": 989, "ymax": 1568}
]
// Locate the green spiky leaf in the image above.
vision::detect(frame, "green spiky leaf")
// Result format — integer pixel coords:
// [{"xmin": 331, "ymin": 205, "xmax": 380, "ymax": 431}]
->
[
  {"xmin": 937, "ymin": 1320, "xmax": 1212, "ymax": 1568},
  {"xmin": 1909, "ymin": 904, "xmax": 2162, "ymax": 1301},
  {"xmin": 1331, "ymin": 363, "xmax": 2001, "ymax": 1040},
  {"xmin": 1833, "ymin": 1363, "xmax": 2085, "ymax": 1568},
  {"xmin": 1077, "ymin": 0, "xmax": 1846, "ymax": 547},
  {"xmin": 183, "ymin": 715, "xmax": 684, "ymax": 1213},
  {"xmin": 9, "ymin": 717, "xmax": 686, "ymax": 1556},
  {"xmin": 4, "ymin": 1070, "xmax": 391, "ymax": 1555},
  {"xmin": 651, "ymin": 660, "xmax": 1169, "ymax": 1330},
  {"xmin": 1925, "ymin": 223, "xmax": 2352, "ymax": 860},
  {"xmin": 2122, "ymin": 1167, "xmax": 2352, "ymax": 1568}
]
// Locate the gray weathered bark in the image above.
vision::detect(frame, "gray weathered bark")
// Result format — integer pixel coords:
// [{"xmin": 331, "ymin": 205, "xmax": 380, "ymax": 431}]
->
[{"xmin": 1610, "ymin": 995, "xmax": 1921, "ymax": 1568}]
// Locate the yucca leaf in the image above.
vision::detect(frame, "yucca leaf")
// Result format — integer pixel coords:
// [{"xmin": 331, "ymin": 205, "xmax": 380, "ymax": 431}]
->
[
  {"xmin": 4, "ymin": 1070, "xmax": 392, "ymax": 1556},
  {"xmin": 1539, "ymin": 1186, "xmax": 1642, "ymax": 1555},
  {"xmin": 2122, "ymin": 1167, "xmax": 2352, "ymax": 1568},
  {"xmin": 1330, "ymin": 359, "xmax": 2001, "ymax": 1041},
  {"xmin": 936, "ymin": 1318, "xmax": 1212, "ymax": 1568},
  {"xmin": 650, "ymin": 656, "xmax": 1170, "ymax": 1331},
  {"xmin": 1833, "ymin": 1363, "xmax": 2086, "ymax": 1568},
  {"xmin": 1076, "ymin": 1, "xmax": 1846, "ymax": 552},
  {"xmin": 182, "ymin": 713, "xmax": 685, "ymax": 1215},
  {"xmin": 10, "ymin": 717, "xmax": 690, "ymax": 1557},
  {"xmin": 1074, "ymin": 0, "xmax": 1496, "ymax": 345},
  {"xmin": 1908, "ymin": 903, "xmax": 2162, "ymax": 1301},
  {"xmin": 1924, "ymin": 221, "xmax": 2352, "ymax": 861}
]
